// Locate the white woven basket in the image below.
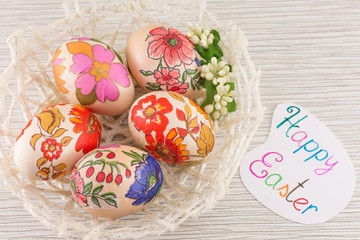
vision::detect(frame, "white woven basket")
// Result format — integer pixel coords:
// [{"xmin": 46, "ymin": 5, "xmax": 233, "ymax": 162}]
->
[{"xmin": 0, "ymin": 0, "xmax": 263, "ymax": 239}]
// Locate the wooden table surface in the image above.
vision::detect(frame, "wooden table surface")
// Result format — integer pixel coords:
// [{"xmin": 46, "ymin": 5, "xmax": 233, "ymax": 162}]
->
[{"xmin": 0, "ymin": 0, "xmax": 359, "ymax": 239}]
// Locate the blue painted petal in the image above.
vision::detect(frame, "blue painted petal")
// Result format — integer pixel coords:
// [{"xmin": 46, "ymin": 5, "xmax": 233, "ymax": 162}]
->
[
  {"xmin": 126, "ymin": 154, "xmax": 164, "ymax": 206},
  {"xmin": 132, "ymin": 197, "xmax": 147, "ymax": 206}
]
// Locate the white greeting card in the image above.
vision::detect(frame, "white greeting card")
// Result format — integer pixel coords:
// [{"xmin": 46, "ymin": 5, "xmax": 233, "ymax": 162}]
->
[{"xmin": 240, "ymin": 103, "xmax": 355, "ymax": 224}]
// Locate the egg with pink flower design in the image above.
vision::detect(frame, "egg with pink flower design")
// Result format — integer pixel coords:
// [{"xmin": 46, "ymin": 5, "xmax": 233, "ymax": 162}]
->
[
  {"xmin": 52, "ymin": 38, "xmax": 135, "ymax": 116},
  {"xmin": 126, "ymin": 25, "xmax": 202, "ymax": 99}
]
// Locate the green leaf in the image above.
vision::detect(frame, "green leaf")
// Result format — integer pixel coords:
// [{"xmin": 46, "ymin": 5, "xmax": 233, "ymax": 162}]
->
[
  {"xmin": 131, "ymin": 150, "xmax": 146, "ymax": 161},
  {"xmin": 190, "ymin": 78, "xmax": 195, "ymax": 90},
  {"xmin": 105, "ymin": 198, "xmax": 118, "ymax": 208},
  {"xmin": 156, "ymin": 61, "xmax": 163, "ymax": 71},
  {"xmin": 191, "ymin": 72, "xmax": 202, "ymax": 90},
  {"xmin": 146, "ymin": 82, "xmax": 162, "ymax": 91},
  {"xmin": 101, "ymin": 192, "xmax": 117, "ymax": 198},
  {"xmin": 197, "ymin": 29, "xmax": 224, "ymax": 62},
  {"xmin": 91, "ymin": 196, "xmax": 101, "ymax": 207},
  {"xmin": 83, "ymin": 182, "xmax": 93, "ymax": 195},
  {"xmin": 210, "ymin": 29, "xmax": 221, "ymax": 44},
  {"xmin": 147, "ymin": 82, "xmax": 160, "ymax": 87},
  {"xmin": 181, "ymin": 71, "xmax": 187, "ymax": 83},
  {"xmin": 192, "ymin": 71, "xmax": 201, "ymax": 80},
  {"xmin": 122, "ymin": 150, "xmax": 137, "ymax": 159},
  {"xmin": 131, "ymin": 159, "xmax": 140, "ymax": 166},
  {"xmin": 200, "ymin": 77, "xmax": 207, "ymax": 88},
  {"xmin": 224, "ymin": 82, "xmax": 236, "ymax": 112},
  {"xmin": 226, "ymin": 82, "xmax": 235, "ymax": 91},
  {"xmin": 146, "ymin": 86, "xmax": 158, "ymax": 91},
  {"xmin": 140, "ymin": 70, "xmax": 153, "ymax": 76},
  {"xmin": 92, "ymin": 185, "xmax": 104, "ymax": 195},
  {"xmin": 185, "ymin": 69, "xmax": 197, "ymax": 75},
  {"xmin": 200, "ymin": 81, "xmax": 218, "ymax": 109},
  {"xmin": 202, "ymin": 78, "xmax": 216, "ymax": 89},
  {"xmin": 227, "ymin": 100, "xmax": 237, "ymax": 113},
  {"xmin": 195, "ymin": 44, "xmax": 207, "ymax": 61},
  {"xmin": 70, "ymin": 180, "xmax": 76, "ymax": 192},
  {"xmin": 206, "ymin": 44, "xmax": 223, "ymax": 61},
  {"xmin": 76, "ymin": 88, "xmax": 97, "ymax": 105},
  {"xmin": 122, "ymin": 150, "xmax": 144, "ymax": 162}
]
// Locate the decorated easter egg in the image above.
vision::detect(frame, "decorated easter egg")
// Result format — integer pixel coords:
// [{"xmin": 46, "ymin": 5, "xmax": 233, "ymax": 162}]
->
[
  {"xmin": 52, "ymin": 37, "xmax": 135, "ymax": 116},
  {"xmin": 128, "ymin": 91, "xmax": 215, "ymax": 164},
  {"xmin": 70, "ymin": 144, "xmax": 163, "ymax": 219},
  {"xmin": 14, "ymin": 103, "xmax": 102, "ymax": 180},
  {"xmin": 126, "ymin": 25, "xmax": 202, "ymax": 99}
]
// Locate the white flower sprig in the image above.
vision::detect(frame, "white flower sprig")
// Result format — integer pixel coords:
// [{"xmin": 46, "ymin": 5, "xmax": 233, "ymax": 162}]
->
[
  {"xmin": 187, "ymin": 24, "xmax": 237, "ymax": 123},
  {"xmin": 201, "ymin": 57, "xmax": 232, "ymax": 85},
  {"xmin": 186, "ymin": 23, "xmax": 214, "ymax": 49},
  {"xmin": 204, "ymin": 84, "xmax": 234, "ymax": 120},
  {"xmin": 199, "ymin": 57, "xmax": 235, "ymax": 121}
]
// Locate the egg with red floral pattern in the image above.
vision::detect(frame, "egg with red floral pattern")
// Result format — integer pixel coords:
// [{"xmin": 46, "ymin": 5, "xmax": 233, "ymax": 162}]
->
[
  {"xmin": 14, "ymin": 103, "xmax": 102, "ymax": 180},
  {"xmin": 70, "ymin": 144, "xmax": 163, "ymax": 219},
  {"xmin": 126, "ymin": 25, "xmax": 202, "ymax": 99},
  {"xmin": 52, "ymin": 37, "xmax": 135, "ymax": 116},
  {"xmin": 128, "ymin": 91, "xmax": 215, "ymax": 164}
]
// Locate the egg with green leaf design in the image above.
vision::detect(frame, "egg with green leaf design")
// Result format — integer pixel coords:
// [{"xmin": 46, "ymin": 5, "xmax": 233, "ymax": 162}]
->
[
  {"xmin": 70, "ymin": 144, "xmax": 163, "ymax": 219},
  {"xmin": 126, "ymin": 25, "xmax": 202, "ymax": 99}
]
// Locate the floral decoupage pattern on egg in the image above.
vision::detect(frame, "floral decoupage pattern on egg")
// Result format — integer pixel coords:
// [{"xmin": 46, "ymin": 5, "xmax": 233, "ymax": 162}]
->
[
  {"xmin": 14, "ymin": 103, "xmax": 102, "ymax": 180},
  {"xmin": 70, "ymin": 145, "xmax": 163, "ymax": 219},
  {"xmin": 129, "ymin": 91, "xmax": 215, "ymax": 164},
  {"xmin": 126, "ymin": 26, "xmax": 202, "ymax": 98},
  {"xmin": 52, "ymin": 38, "xmax": 135, "ymax": 116}
]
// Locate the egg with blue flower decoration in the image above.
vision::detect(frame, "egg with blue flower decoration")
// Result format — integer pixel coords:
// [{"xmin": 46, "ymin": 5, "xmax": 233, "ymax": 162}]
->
[{"xmin": 70, "ymin": 144, "xmax": 163, "ymax": 219}]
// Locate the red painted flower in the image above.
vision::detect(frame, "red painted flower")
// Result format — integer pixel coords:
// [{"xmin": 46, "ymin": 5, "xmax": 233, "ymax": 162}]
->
[
  {"xmin": 145, "ymin": 128, "xmax": 190, "ymax": 164},
  {"xmin": 154, "ymin": 67, "xmax": 180, "ymax": 85},
  {"xmin": 166, "ymin": 82, "xmax": 189, "ymax": 94},
  {"xmin": 147, "ymin": 27, "xmax": 196, "ymax": 67},
  {"xmin": 131, "ymin": 94, "xmax": 173, "ymax": 134},
  {"xmin": 70, "ymin": 169, "xmax": 88, "ymax": 207},
  {"xmin": 41, "ymin": 139, "xmax": 63, "ymax": 161},
  {"xmin": 70, "ymin": 106, "xmax": 102, "ymax": 154}
]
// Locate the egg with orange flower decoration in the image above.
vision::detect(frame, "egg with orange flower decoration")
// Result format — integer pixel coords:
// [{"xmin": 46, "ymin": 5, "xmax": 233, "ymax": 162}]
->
[
  {"xmin": 52, "ymin": 38, "xmax": 135, "ymax": 116},
  {"xmin": 128, "ymin": 91, "xmax": 215, "ymax": 164},
  {"xmin": 14, "ymin": 103, "xmax": 102, "ymax": 180},
  {"xmin": 126, "ymin": 25, "xmax": 202, "ymax": 99}
]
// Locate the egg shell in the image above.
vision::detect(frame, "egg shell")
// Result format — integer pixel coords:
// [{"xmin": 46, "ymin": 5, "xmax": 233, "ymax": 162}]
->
[
  {"xmin": 128, "ymin": 91, "xmax": 215, "ymax": 164},
  {"xmin": 70, "ymin": 144, "xmax": 163, "ymax": 219},
  {"xmin": 52, "ymin": 37, "xmax": 135, "ymax": 116},
  {"xmin": 126, "ymin": 25, "xmax": 202, "ymax": 99},
  {"xmin": 14, "ymin": 103, "xmax": 102, "ymax": 181}
]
